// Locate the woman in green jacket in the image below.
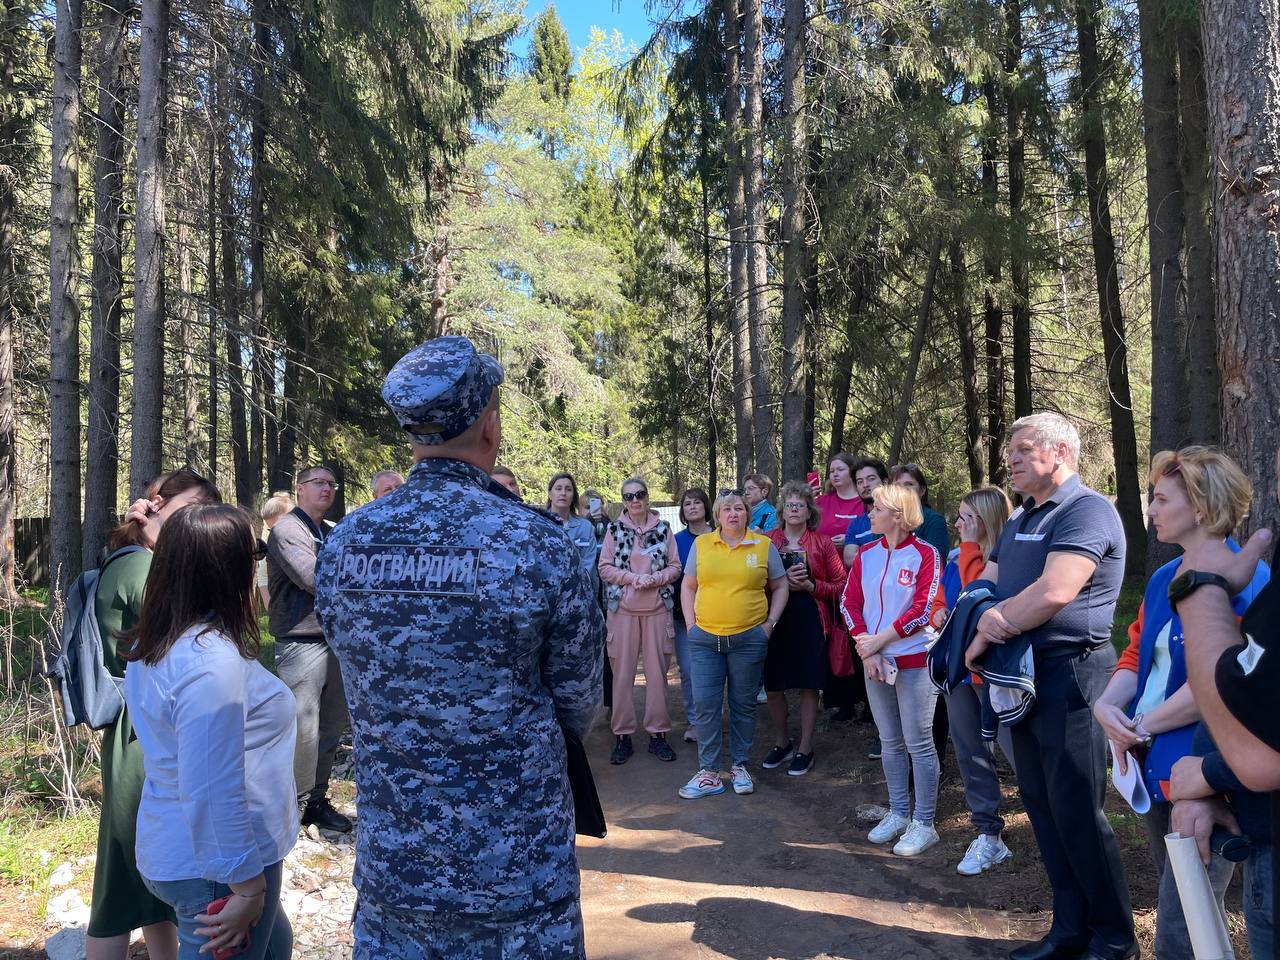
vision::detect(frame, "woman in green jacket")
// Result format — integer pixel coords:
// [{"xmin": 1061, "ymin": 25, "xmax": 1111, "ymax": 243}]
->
[{"xmin": 86, "ymin": 468, "xmax": 220, "ymax": 960}]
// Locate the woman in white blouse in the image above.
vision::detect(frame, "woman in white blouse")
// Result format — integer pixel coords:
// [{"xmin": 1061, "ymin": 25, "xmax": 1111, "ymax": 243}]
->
[{"xmin": 122, "ymin": 503, "xmax": 298, "ymax": 960}]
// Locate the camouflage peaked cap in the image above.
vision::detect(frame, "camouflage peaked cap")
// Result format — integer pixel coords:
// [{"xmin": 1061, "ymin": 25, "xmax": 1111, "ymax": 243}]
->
[{"xmin": 382, "ymin": 336, "xmax": 504, "ymax": 445}]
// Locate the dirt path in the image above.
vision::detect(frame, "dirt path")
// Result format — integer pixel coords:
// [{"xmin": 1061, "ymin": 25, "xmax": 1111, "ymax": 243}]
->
[{"xmin": 578, "ymin": 677, "xmax": 1051, "ymax": 960}]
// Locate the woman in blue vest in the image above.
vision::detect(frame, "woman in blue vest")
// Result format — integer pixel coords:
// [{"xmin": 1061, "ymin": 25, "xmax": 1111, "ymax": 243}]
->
[{"xmin": 1093, "ymin": 447, "xmax": 1269, "ymax": 960}]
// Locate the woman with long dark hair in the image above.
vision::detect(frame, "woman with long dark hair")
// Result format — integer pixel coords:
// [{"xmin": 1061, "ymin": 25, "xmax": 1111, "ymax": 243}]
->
[
  {"xmin": 86, "ymin": 468, "xmax": 220, "ymax": 960},
  {"xmin": 122, "ymin": 503, "xmax": 297, "ymax": 960}
]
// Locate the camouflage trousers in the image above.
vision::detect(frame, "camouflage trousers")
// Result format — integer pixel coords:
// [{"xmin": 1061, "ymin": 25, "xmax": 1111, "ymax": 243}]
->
[{"xmin": 352, "ymin": 895, "xmax": 585, "ymax": 960}]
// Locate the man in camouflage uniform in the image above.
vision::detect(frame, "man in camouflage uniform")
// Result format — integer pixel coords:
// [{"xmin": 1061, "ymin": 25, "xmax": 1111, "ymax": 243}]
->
[{"xmin": 314, "ymin": 336, "xmax": 604, "ymax": 959}]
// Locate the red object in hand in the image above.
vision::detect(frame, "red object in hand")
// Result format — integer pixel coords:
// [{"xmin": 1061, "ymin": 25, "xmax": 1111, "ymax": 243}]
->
[
  {"xmin": 807, "ymin": 471, "xmax": 821, "ymax": 489},
  {"xmin": 205, "ymin": 895, "xmax": 251, "ymax": 960}
]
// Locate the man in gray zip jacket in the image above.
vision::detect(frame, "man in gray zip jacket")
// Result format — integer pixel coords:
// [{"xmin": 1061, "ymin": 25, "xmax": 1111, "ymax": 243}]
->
[{"xmin": 267, "ymin": 463, "xmax": 352, "ymax": 833}]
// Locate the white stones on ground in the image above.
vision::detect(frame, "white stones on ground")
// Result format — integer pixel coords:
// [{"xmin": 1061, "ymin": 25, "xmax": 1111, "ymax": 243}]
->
[
  {"xmin": 855, "ymin": 803, "xmax": 891, "ymax": 822},
  {"xmin": 43, "ymin": 926, "xmax": 86, "ymax": 960},
  {"xmin": 48, "ymin": 862, "xmax": 75, "ymax": 889},
  {"xmin": 45, "ymin": 888, "xmax": 90, "ymax": 928}
]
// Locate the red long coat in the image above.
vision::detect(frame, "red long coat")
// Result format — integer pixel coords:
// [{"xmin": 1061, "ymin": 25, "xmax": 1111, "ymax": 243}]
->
[{"xmin": 768, "ymin": 528, "xmax": 846, "ymax": 639}]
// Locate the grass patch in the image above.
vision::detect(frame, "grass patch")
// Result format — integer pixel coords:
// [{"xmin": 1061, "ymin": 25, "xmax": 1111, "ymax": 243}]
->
[
  {"xmin": 0, "ymin": 812, "xmax": 98, "ymax": 887},
  {"xmin": 1111, "ymin": 575, "xmax": 1144, "ymax": 653}
]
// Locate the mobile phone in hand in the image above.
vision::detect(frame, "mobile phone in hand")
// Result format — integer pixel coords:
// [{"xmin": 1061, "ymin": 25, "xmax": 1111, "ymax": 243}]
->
[
  {"xmin": 882, "ymin": 656, "xmax": 899, "ymax": 686},
  {"xmin": 807, "ymin": 471, "xmax": 821, "ymax": 489},
  {"xmin": 205, "ymin": 895, "xmax": 250, "ymax": 960}
]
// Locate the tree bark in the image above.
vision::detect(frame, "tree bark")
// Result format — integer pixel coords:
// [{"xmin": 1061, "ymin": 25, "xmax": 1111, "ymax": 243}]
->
[
  {"xmin": 1202, "ymin": 0, "xmax": 1280, "ymax": 534},
  {"xmin": 1076, "ymin": 0, "xmax": 1147, "ymax": 575},
  {"xmin": 699, "ymin": 79, "xmax": 718, "ymax": 493},
  {"xmin": 1005, "ymin": 0, "xmax": 1032, "ymax": 420},
  {"xmin": 889, "ymin": 237, "xmax": 943, "ymax": 465},
  {"xmin": 49, "ymin": 0, "xmax": 84, "ymax": 593},
  {"xmin": 780, "ymin": 0, "xmax": 808, "ymax": 482},
  {"xmin": 131, "ymin": 0, "xmax": 169, "ymax": 496},
  {"xmin": 82, "ymin": 0, "xmax": 130, "ymax": 569},
  {"xmin": 247, "ymin": 5, "xmax": 269, "ymax": 505},
  {"xmin": 982, "ymin": 84, "xmax": 1007, "ymax": 487},
  {"xmin": 0, "ymin": 0, "xmax": 30, "ymax": 598},
  {"xmin": 951, "ymin": 242, "xmax": 984, "ymax": 487},
  {"xmin": 1139, "ymin": 0, "xmax": 1190, "ymax": 455},
  {"xmin": 1177, "ymin": 19, "xmax": 1219, "ymax": 444},
  {"xmin": 206, "ymin": 90, "xmax": 219, "ymax": 484},
  {"xmin": 827, "ymin": 273, "xmax": 867, "ymax": 463},
  {"xmin": 219, "ymin": 57, "xmax": 251, "ymax": 506},
  {"xmin": 723, "ymin": 0, "xmax": 753, "ymax": 481},
  {"xmin": 742, "ymin": 0, "xmax": 776, "ymax": 480}
]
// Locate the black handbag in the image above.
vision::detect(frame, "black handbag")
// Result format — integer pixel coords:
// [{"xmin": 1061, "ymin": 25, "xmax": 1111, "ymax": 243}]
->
[{"xmin": 563, "ymin": 729, "xmax": 606, "ymax": 838}]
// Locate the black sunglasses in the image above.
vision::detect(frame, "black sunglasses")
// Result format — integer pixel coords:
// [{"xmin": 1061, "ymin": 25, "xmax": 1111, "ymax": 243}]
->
[
  {"xmin": 719, "ymin": 488, "xmax": 744, "ymax": 497},
  {"xmin": 621, "ymin": 489, "xmax": 649, "ymax": 502}
]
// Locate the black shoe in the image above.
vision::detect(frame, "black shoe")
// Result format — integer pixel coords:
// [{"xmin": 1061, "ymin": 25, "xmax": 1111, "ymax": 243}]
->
[
  {"xmin": 609, "ymin": 735, "xmax": 633, "ymax": 765},
  {"xmin": 831, "ymin": 707, "xmax": 856, "ymax": 723},
  {"xmin": 761, "ymin": 741, "xmax": 796, "ymax": 769},
  {"xmin": 1078, "ymin": 950, "xmax": 1139, "ymax": 960},
  {"xmin": 648, "ymin": 734, "xmax": 676, "ymax": 762},
  {"xmin": 1008, "ymin": 937, "xmax": 1089, "ymax": 960},
  {"xmin": 301, "ymin": 796, "xmax": 353, "ymax": 834},
  {"xmin": 787, "ymin": 751, "xmax": 815, "ymax": 776}
]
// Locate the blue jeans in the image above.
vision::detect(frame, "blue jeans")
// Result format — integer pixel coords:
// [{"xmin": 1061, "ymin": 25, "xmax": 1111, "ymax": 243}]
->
[
  {"xmin": 672, "ymin": 619, "xmax": 697, "ymax": 725},
  {"xmin": 1244, "ymin": 841, "xmax": 1274, "ymax": 960},
  {"xmin": 866, "ymin": 666, "xmax": 939, "ymax": 825},
  {"xmin": 687, "ymin": 624, "xmax": 768, "ymax": 771},
  {"xmin": 1143, "ymin": 803, "xmax": 1235, "ymax": 960},
  {"xmin": 141, "ymin": 861, "xmax": 290, "ymax": 960}
]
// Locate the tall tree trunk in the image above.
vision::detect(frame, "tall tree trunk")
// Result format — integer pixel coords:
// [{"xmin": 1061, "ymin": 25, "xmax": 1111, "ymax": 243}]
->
[
  {"xmin": 742, "ymin": 0, "xmax": 776, "ymax": 480},
  {"xmin": 699, "ymin": 82, "xmax": 718, "ymax": 493},
  {"xmin": 0, "ymin": 0, "xmax": 29, "ymax": 598},
  {"xmin": 723, "ymin": 0, "xmax": 753, "ymax": 481},
  {"xmin": 889, "ymin": 237, "xmax": 943, "ymax": 465},
  {"xmin": 1139, "ymin": 0, "xmax": 1190, "ymax": 456},
  {"xmin": 1177, "ymin": 18, "xmax": 1219, "ymax": 444},
  {"xmin": 131, "ymin": 0, "xmax": 169, "ymax": 496},
  {"xmin": 247, "ymin": 6, "xmax": 269, "ymax": 505},
  {"xmin": 1077, "ymin": 0, "xmax": 1147, "ymax": 575},
  {"xmin": 179, "ymin": 204, "xmax": 200, "ymax": 469},
  {"xmin": 206, "ymin": 104, "xmax": 219, "ymax": 484},
  {"xmin": 49, "ymin": 0, "xmax": 84, "ymax": 593},
  {"xmin": 982, "ymin": 84, "xmax": 1007, "ymax": 486},
  {"xmin": 779, "ymin": 0, "xmax": 808, "ymax": 482},
  {"xmin": 1203, "ymin": 0, "xmax": 1280, "ymax": 535},
  {"xmin": 276, "ymin": 346, "xmax": 299, "ymax": 490},
  {"xmin": 952, "ymin": 242, "xmax": 984, "ymax": 487},
  {"xmin": 219, "ymin": 61, "xmax": 250, "ymax": 506},
  {"xmin": 1005, "ymin": 0, "xmax": 1032, "ymax": 419},
  {"xmin": 83, "ymin": 0, "xmax": 130, "ymax": 570},
  {"xmin": 828, "ymin": 263, "xmax": 872, "ymax": 461}
]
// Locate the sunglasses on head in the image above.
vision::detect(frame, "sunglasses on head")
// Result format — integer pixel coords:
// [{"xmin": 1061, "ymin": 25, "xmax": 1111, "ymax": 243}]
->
[
  {"xmin": 719, "ymin": 488, "xmax": 744, "ymax": 497},
  {"xmin": 621, "ymin": 489, "xmax": 648, "ymax": 502}
]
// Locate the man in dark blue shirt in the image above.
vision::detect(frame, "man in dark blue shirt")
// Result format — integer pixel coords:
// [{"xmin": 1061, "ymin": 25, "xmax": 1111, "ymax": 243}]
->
[{"xmin": 965, "ymin": 413, "xmax": 1135, "ymax": 960}]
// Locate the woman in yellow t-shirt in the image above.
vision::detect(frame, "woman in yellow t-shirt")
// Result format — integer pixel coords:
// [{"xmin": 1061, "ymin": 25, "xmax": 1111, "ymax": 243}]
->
[{"xmin": 677, "ymin": 490, "xmax": 789, "ymax": 799}]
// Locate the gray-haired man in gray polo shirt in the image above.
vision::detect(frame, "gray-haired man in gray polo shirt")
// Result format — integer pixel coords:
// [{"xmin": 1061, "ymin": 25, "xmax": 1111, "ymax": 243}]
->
[{"xmin": 965, "ymin": 413, "xmax": 1136, "ymax": 960}]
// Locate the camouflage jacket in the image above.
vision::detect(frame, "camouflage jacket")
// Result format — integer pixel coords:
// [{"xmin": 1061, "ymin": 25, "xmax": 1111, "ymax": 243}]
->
[{"xmin": 314, "ymin": 457, "xmax": 604, "ymax": 916}]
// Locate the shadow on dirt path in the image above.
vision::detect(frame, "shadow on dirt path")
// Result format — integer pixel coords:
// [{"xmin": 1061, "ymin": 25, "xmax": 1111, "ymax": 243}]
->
[{"xmin": 578, "ymin": 670, "xmax": 1050, "ymax": 959}]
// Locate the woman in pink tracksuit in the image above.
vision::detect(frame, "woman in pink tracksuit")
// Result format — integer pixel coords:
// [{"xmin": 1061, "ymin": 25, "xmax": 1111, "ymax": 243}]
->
[
  {"xmin": 841, "ymin": 483, "xmax": 941, "ymax": 858},
  {"xmin": 598, "ymin": 476, "xmax": 682, "ymax": 766}
]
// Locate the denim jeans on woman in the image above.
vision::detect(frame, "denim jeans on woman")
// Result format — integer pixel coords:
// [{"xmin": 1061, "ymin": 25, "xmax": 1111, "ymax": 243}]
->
[
  {"xmin": 866, "ymin": 666, "xmax": 940, "ymax": 825},
  {"xmin": 1142, "ymin": 802, "xmax": 1235, "ymax": 960},
  {"xmin": 671, "ymin": 618, "xmax": 698, "ymax": 726},
  {"xmin": 686, "ymin": 624, "xmax": 768, "ymax": 771},
  {"xmin": 141, "ymin": 861, "xmax": 291, "ymax": 960}
]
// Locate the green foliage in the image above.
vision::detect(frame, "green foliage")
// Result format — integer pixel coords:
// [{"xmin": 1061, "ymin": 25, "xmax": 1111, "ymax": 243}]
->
[{"xmin": 531, "ymin": 4, "xmax": 572, "ymax": 102}]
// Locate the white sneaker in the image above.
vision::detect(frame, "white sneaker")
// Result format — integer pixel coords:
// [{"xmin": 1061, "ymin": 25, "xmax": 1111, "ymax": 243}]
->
[
  {"xmin": 678, "ymin": 769, "xmax": 726, "ymax": 799},
  {"xmin": 956, "ymin": 834, "xmax": 1012, "ymax": 875},
  {"xmin": 893, "ymin": 820, "xmax": 940, "ymax": 857},
  {"xmin": 756, "ymin": 687, "xmax": 769, "ymax": 703},
  {"xmin": 867, "ymin": 811, "xmax": 910, "ymax": 844},
  {"xmin": 730, "ymin": 763, "xmax": 754, "ymax": 794}
]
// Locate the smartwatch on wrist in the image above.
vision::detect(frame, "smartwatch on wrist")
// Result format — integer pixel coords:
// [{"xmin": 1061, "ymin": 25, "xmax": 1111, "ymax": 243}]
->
[{"xmin": 1167, "ymin": 570, "xmax": 1232, "ymax": 608}]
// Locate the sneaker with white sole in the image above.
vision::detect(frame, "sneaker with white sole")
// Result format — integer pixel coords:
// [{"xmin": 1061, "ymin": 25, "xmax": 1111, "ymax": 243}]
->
[
  {"xmin": 730, "ymin": 763, "xmax": 754, "ymax": 794},
  {"xmin": 867, "ymin": 811, "xmax": 910, "ymax": 844},
  {"xmin": 683, "ymin": 726, "xmax": 697, "ymax": 743},
  {"xmin": 892, "ymin": 820, "xmax": 940, "ymax": 857},
  {"xmin": 761, "ymin": 741, "xmax": 795, "ymax": 769},
  {"xmin": 956, "ymin": 834, "xmax": 1012, "ymax": 875},
  {"xmin": 678, "ymin": 769, "xmax": 726, "ymax": 799},
  {"xmin": 756, "ymin": 687, "xmax": 769, "ymax": 703}
]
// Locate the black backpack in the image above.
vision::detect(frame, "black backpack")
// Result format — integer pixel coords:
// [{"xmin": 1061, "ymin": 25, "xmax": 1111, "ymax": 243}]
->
[{"xmin": 45, "ymin": 546, "xmax": 142, "ymax": 730}]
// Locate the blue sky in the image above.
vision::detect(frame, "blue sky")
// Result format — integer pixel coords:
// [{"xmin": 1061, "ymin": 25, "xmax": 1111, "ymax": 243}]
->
[{"xmin": 515, "ymin": 1, "xmax": 667, "ymax": 62}]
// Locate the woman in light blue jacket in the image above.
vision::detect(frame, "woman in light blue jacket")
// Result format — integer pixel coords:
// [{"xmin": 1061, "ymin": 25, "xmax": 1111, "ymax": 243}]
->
[{"xmin": 123, "ymin": 504, "xmax": 298, "ymax": 960}]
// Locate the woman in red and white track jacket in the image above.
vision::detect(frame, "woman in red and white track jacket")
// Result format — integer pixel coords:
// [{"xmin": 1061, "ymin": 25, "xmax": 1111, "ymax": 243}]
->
[{"xmin": 840, "ymin": 484, "xmax": 943, "ymax": 858}]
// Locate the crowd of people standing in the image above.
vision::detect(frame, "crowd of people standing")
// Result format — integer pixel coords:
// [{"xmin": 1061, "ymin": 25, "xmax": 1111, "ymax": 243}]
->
[{"xmin": 76, "ymin": 331, "xmax": 1279, "ymax": 960}]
